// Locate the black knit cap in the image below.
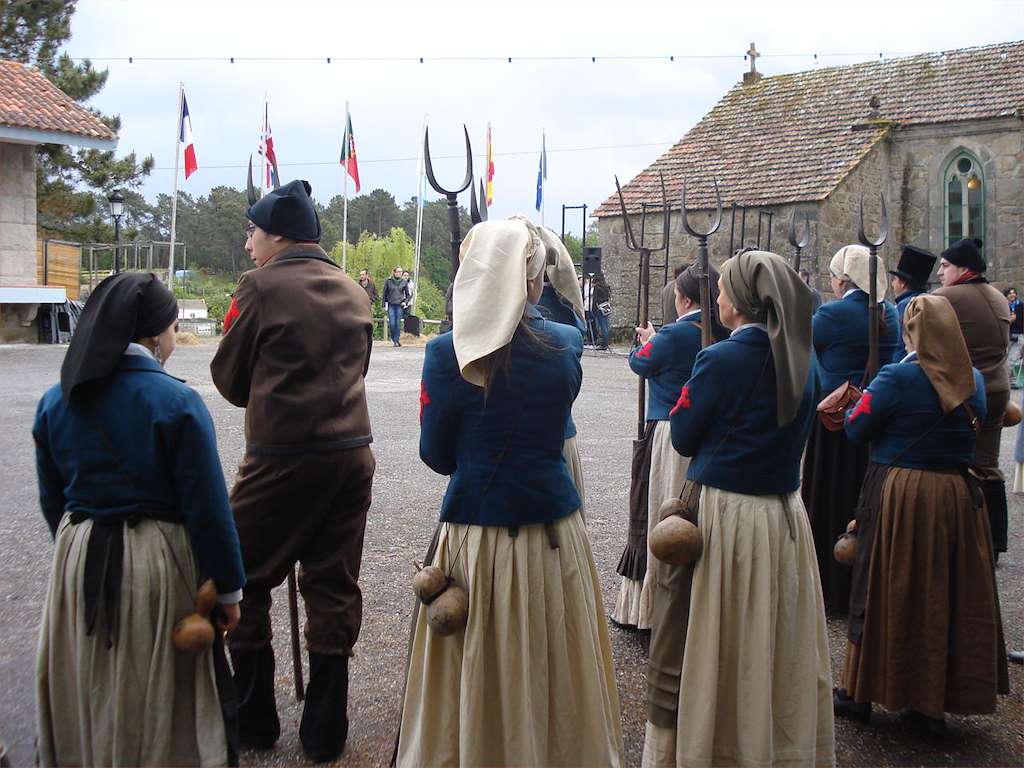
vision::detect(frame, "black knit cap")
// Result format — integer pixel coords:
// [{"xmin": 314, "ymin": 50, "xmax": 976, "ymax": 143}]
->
[
  {"xmin": 941, "ymin": 237, "xmax": 986, "ymax": 273},
  {"xmin": 889, "ymin": 245, "xmax": 937, "ymax": 289},
  {"xmin": 247, "ymin": 179, "xmax": 322, "ymax": 242}
]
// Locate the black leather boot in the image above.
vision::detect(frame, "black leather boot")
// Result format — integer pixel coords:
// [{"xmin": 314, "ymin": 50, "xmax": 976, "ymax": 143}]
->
[
  {"xmin": 231, "ymin": 645, "xmax": 280, "ymax": 750},
  {"xmin": 300, "ymin": 654, "xmax": 350, "ymax": 763},
  {"xmin": 833, "ymin": 687, "xmax": 871, "ymax": 722}
]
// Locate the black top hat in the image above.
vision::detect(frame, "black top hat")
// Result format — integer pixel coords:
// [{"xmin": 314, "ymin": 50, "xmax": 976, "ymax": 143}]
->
[
  {"xmin": 889, "ymin": 245, "xmax": 937, "ymax": 289},
  {"xmin": 247, "ymin": 179, "xmax": 322, "ymax": 242},
  {"xmin": 941, "ymin": 237, "xmax": 985, "ymax": 273}
]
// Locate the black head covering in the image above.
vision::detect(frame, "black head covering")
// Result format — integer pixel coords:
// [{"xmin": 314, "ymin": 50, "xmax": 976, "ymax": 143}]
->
[
  {"xmin": 60, "ymin": 272, "xmax": 178, "ymax": 403},
  {"xmin": 675, "ymin": 262, "xmax": 729, "ymax": 340},
  {"xmin": 889, "ymin": 245, "xmax": 937, "ymax": 289},
  {"xmin": 941, "ymin": 237, "xmax": 985, "ymax": 273},
  {"xmin": 247, "ymin": 179, "xmax": 322, "ymax": 242}
]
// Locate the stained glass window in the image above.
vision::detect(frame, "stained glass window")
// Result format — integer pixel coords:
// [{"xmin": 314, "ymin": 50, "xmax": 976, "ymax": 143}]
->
[{"xmin": 944, "ymin": 152, "xmax": 984, "ymax": 253}]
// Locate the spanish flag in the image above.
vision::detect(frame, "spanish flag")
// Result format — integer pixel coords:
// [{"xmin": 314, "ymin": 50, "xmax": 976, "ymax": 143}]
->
[{"xmin": 486, "ymin": 123, "xmax": 494, "ymax": 206}]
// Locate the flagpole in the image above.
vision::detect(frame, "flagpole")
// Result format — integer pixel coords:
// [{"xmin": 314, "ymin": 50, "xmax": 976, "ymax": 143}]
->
[
  {"xmin": 540, "ymin": 129, "xmax": 546, "ymax": 228},
  {"xmin": 168, "ymin": 82, "xmax": 184, "ymax": 288},
  {"xmin": 412, "ymin": 114, "xmax": 427, "ymax": 313},
  {"xmin": 260, "ymin": 93, "xmax": 267, "ymax": 192},
  {"xmin": 342, "ymin": 101, "xmax": 350, "ymax": 273}
]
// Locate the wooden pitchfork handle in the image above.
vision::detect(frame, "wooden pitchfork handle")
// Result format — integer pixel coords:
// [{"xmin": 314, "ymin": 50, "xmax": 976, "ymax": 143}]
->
[{"xmin": 287, "ymin": 567, "xmax": 305, "ymax": 701}]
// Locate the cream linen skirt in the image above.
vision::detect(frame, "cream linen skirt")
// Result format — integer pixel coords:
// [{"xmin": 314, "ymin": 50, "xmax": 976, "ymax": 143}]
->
[
  {"xmin": 613, "ymin": 421, "xmax": 690, "ymax": 629},
  {"xmin": 37, "ymin": 513, "xmax": 227, "ymax": 767},
  {"xmin": 396, "ymin": 510, "xmax": 624, "ymax": 767},
  {"xmin": 564, "ymin": 435, "xmax": 586, "ymax": 516},
  {"xmin": 642, "ymin": 487, "xmax": 835, "ymax": 768}
]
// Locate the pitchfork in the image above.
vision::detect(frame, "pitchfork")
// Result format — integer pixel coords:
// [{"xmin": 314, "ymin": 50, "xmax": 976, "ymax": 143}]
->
[
  {"xmin": 858, "ymin": 192, "xmax": 888, "ymax": 383},
  {"xmin": 615, "ymin": 172, "xmax": 670, "ymax": 440},
  {"xmin": 681, "ymin": 177, "xmax": 723, "ymax": 350},
  {"xmin": 469, "ymin": 178, "xmax": 488, "ymax": 225},
  {"xmin": 424, "ymin": 126, "xmax": 473, "ymax": 281},
  {"xmin": 788, "ymin": 208, "xmax": 811, "ymax": 272}
]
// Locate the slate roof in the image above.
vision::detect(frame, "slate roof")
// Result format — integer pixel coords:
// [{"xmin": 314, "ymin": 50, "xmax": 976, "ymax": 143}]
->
[
  {"xmin": 0, "ymin": 59, "xmax": 116, "ymax": 142},
  {"xmin": 595, "ymin": 40, "xmax": 1024, "ymax": 217}
]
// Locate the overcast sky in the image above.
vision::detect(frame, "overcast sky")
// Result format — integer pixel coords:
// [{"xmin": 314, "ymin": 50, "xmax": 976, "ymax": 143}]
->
[{"xmin": 64, "ymin": 0, "xmax": 1023, "ymax": 236}]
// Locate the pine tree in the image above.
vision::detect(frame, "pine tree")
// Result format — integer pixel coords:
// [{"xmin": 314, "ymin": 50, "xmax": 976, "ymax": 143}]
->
[{"xmin": 0, "ymin": 0, "xmax": 153, "ymax": 240}]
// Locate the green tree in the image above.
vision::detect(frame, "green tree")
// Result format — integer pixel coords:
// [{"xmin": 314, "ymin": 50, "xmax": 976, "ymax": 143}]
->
[{"xmin": 1, "ymin": 0, "xmax": 154, "ymax": 240}]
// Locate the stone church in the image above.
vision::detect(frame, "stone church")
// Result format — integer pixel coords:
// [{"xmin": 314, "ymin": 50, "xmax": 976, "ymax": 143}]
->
[{"xmin": 593, "ymin": 40, "xmax": 1023, "ymax": 332}]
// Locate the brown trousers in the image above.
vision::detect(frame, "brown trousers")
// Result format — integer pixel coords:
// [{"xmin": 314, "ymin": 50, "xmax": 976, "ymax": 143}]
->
[{"xmin": 228, "ymin": 447, "xmax": 375, "ymax": 655}]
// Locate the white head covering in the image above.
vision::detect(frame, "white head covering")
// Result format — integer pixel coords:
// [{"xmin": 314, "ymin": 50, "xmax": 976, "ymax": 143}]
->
[
  {"xmin": 829, "ymin": 244, "xmax": 886, "ymax": 302},
  {"xmin": 538, "ymin": 226, "xmax": 584, "ymax": 320},
  {"xmin": 452, "ymin": 216, "xmax": 547, "ymax": 386}
]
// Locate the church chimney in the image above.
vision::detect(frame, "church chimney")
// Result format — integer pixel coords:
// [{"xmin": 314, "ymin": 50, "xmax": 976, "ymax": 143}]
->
[{"xmin": 743, "ymin": 42, "xmax": 763, "ymax": 85}]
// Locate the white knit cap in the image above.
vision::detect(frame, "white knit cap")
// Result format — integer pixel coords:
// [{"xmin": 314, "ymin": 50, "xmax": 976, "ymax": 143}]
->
[{"xmin": 830, "ymin": 244, "xmax": 886, "ymax": 301}]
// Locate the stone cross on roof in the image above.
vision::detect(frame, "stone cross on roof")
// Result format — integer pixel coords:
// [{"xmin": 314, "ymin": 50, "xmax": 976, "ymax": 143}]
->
[{"xmin": 744, "ymin": 42, "xmax": 763, "ymax": 85}]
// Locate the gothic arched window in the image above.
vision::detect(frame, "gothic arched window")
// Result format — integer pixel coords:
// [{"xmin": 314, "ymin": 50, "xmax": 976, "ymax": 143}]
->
[{"xmin": 944, "ymin": 152, "xmax": 985, "ymax": 251}]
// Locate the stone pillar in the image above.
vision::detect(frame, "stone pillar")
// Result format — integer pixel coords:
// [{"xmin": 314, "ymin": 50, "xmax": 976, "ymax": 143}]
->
[{"xmin": 0, "ymin": 142, "xmax": 38, "ymax": 286}]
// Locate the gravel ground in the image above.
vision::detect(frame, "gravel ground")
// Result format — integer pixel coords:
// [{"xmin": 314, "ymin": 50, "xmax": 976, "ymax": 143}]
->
[{"xmin": 0, "ymin": 341, "xmax": 1020, "ymax": 767}]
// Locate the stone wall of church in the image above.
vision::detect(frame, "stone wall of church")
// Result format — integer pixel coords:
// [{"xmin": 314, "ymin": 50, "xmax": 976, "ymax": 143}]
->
[
  {"xmin": 886, "ymin": 118, "xmax": 1023, "ymax": 288},
  {"xmin": 596, "ymin": 117, "xmax": 1022, "ymax": 337}
]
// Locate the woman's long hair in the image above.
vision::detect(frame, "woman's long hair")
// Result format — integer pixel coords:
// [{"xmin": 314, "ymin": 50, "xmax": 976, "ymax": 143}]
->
[{"xmin": 477, "ymin": 316, "xmax": 562, "ymax": 400}]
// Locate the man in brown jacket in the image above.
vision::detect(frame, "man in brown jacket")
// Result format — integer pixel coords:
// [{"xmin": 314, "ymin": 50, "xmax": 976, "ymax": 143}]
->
[
  {"xmin": 935, "ymin": 237, "xmax": 1010, "ymax": 556},
  {"xmin": 211, "ymin": 180, "xmax": 375, "ymax": 762}
]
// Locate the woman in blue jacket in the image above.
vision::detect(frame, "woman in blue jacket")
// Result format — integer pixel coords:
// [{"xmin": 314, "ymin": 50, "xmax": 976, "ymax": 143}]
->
[
  {"xmin": 33, "ymin": 273, "xmax": 245, "ymax": 767},
  {"xmin": 611, "ymin": 263, "xmax": 726, "ymax": 629},
  {"xmin": 644, "ymin": 251, "xmax": 833, "ymax": 767},
  {"xmin": 397, "ymin": 218, "xmax": 623, "ymax": 767},
  {"xmin": 803, "ymin": 244, "xmax": 898, "ymax": 611},
  {"xmin": 835, "ymin": 294, "xmax": 1007, "ymax": 734}
]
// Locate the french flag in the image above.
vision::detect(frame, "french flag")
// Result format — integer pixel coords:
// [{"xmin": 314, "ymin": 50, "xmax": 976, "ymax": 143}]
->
[{"xmin": 180, "ymin": 92, "xmax": 198, "ymax": 180}]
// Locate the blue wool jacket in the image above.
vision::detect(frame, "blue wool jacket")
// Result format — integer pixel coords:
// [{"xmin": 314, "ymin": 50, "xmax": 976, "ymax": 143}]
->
[
  {"xmin": 419, "ymin": 310, "xmax": 583, "ymax": 526},
  {"xmin": 891, "ymin": 288, "xmax": 925, "ymax": 363},
  {"xmin": 844, "ymin": 355, "xmax": 987, "ymax": 469},
  {"xmin": 32, "ymin": 354, "xmax": 245, "ymax": 596},
  {"xmin": 669, "ymin": 327, "xmax": 820, "ymax": 495},
  {"xmin": 813, "ymin": 290, "xmax": 899, "ymax": 392},
  {"xmin": 629, "ymin": 310, "xmax": 705, "ymax": 421},
  {"xmin": 537, "ymin": 284, "xmax": 586, "ymax": 439}
]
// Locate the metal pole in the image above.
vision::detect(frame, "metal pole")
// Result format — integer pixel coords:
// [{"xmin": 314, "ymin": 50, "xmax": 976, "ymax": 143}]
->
[
  {"xmin": 342, "ymin": 101, "xmax": 350, "ymax": 273},
  {"xmin": 636, "ymin": 246, "xmax": 651, "ymax": 440},
  {"xmin": 114, "ymin": 218, "xmax": 121, "ymax": 274},
  {"xmin": 168, "ymin": 82, "xmax": 183, "ymax": 288},
  {"xmin": 412, "ymin": 115, "xmax": 426, "ymax": 314}
]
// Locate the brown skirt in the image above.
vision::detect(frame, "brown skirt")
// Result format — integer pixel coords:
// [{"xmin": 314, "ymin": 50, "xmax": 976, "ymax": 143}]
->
[
  {"xmin": 843, "ymin": 467, "xmax": 1009, "ymax": 718},
  {"xmin": 801, "ymin": 417, "xmax": 870, "ymax": 611}
]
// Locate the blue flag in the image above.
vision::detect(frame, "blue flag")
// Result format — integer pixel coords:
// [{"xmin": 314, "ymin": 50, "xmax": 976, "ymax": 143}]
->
[{"xmin": 535, "ymin": 133, "xmax": 547, "ymax": 211}]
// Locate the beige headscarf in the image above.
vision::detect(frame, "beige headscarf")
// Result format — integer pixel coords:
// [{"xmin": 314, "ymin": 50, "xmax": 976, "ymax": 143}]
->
[
  {"xmin": 829, "ymin": 244, "xmax": 886, "ymax": 301},
  {"xmin": 452, "ymin": 216, "xmax": 547, "ymax": 386},
  {"xmin": 720, "ymin": 250, "xmax": 814, "ymax": 426},
  {"xmin": 538, "ymin": 226, "xmax": 585, "ymax": 320},
  {"xmin": 903, "ymin": 294, "xmax": 976, "ymax": 413}
]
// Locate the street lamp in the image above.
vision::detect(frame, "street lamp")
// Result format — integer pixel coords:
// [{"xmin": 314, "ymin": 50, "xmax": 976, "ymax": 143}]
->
[{"xmin": 108, "ymin": 189, "xmax": 125, "ymax": 273}]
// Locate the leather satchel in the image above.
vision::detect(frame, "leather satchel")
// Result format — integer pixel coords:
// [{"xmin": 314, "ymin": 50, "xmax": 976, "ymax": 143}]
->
[{"xmin": 816, "ymin": 380, "xmax": 863, "ymax": 431}]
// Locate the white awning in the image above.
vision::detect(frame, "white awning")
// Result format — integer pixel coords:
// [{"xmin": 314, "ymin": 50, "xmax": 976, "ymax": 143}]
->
[{"xmin": 0, "ymin": 285, "xmax": 67, "ymax": 304}]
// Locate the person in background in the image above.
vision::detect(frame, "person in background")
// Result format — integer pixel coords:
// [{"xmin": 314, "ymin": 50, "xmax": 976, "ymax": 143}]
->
[
  {"xmin": 1004, "ymin": 286, "xmax": 1021, "ymax": 387},
  {"xmin": 800, "ymin": 268, "xmax": 823, "ymax": 313},
  {"xmin": 402, "ymin": 270, "xmax": 416, "ymax": 317},
  {"xmin": 935, "ymin": 238, "xmax": 1010, "ymax": 559},
  {"xmin": 835, "ymin": 294, "xmax": 1007, "ymax": 735},
  {"xmin": 358, "ymin": 269, "xmax": 379, "ymax": 305},
  {"xmin": 592, "ymin": 272, "xmax": 612, "ymax": 350},
  {"xmin": 34, "ymin": 272, "xmax": 244, "ymax": 767},
  {"xmin": 383, "ymin": 266, "xmax": 411, "ymax": 347},
  {"xmin": 888, "ymin": 245, "xmax": 937, "ymax": 362}
]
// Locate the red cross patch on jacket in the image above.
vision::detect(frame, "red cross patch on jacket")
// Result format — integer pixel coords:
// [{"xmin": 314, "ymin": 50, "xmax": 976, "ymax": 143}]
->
[
  {"xmin": 635, "ymin": 341, "xmax": 653, "ymax": 359},
  {"xmin": 670, "ymin": 385, "xmax": 691, "ymax": 415},
  {"xmin": 419, "ymin": 380, "xmax": 431, "ymax": 422},
  {"xmin": 848, "ymin": 391, "xmax": 872, "ymax": 422}
]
